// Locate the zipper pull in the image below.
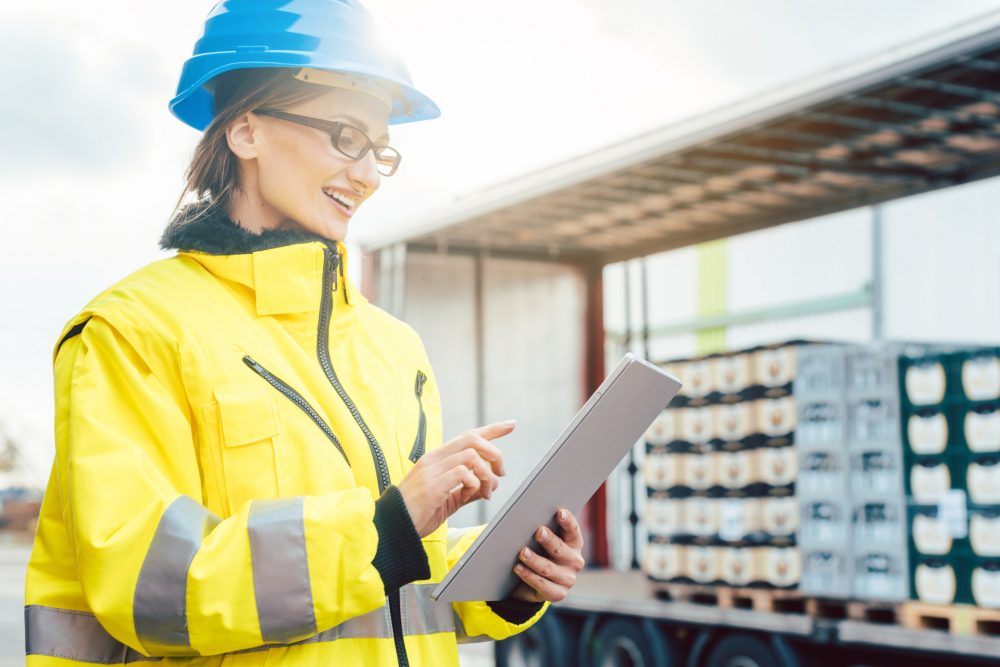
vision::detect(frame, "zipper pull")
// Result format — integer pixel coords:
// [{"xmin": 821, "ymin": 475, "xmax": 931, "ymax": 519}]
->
[
  {"xmin": 243, "ymin": 355, "xmax": 268, "ymax": 376},
  {"xmin": 325, "ymin": 248, "xmax": 339, "ymax": 292},
  {"xmin": 415, "ymin": 371, "xmax": 427, "ymax": 397}
]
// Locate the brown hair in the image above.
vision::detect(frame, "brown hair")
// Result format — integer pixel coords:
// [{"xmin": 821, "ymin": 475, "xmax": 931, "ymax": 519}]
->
[{"xmin": 174, "ymin": 68, "xmax": 328, "ymax": 223}]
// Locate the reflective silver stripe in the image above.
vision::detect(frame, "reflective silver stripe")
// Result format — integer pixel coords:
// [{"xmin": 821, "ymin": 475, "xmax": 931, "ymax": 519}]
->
[
  {"xmin": 228, "ymin": 599, "xmax": 391, "ymax": 654},
  {"xmin": 26, "ymin": 585, "xmax": 452, "ymax": 662},
  {"xmin": 400, "ymin": 582, "xmax": 454, "ymax": 636},
  {"xmin": 25, "ymin": 605, "xmax": 161, "ymax": 664},
  {"xmin": 234, "ymin": 582, "xmax": 454, "ymax": 654},
  {"xmin": 248, "ymin": 496, "xmax": 317, "ymax": 643},
  {"xmin": 133, "ymin": 495, "xmax": 220, "ymax": 655}
]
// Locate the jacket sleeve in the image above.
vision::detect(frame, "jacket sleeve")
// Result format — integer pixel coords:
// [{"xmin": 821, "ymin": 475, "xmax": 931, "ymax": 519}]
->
[
  {"xmin": 52, "ymin": 315, "xmax": 428, "ymax": 657},
  {"xmin": 446, "ymin": 526, "xmax": 547, "ymax": 642}
]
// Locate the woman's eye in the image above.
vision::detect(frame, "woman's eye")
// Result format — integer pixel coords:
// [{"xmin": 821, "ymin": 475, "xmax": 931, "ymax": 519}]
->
[{"xmin": 337, "ymin": 130, "xmax": 366, "ymax": 156}]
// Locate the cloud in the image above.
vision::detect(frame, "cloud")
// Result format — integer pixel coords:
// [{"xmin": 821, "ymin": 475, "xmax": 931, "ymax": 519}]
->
[{"xmin": 0, "ymin": 20, "xmax": 165, "ymax": 178}]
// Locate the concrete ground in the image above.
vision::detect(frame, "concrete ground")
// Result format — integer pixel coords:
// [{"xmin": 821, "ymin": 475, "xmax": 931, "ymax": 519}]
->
[
  {"xmin": 0, "ymin": 545, "xmax": 29, "ymax": 667},
  {"xmin": 0, "ymin": 545, "xmax": 494, "ymax": 666}
]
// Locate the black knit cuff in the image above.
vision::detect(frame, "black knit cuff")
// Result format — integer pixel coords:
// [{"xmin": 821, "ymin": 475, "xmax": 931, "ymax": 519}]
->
[
  {"xmin": 371, "ymin": 486, "xmax": 430, "ymax": 594},
  {"xmin": 487, "ymin": 598, "xmax": 545, "ymax": 625}
]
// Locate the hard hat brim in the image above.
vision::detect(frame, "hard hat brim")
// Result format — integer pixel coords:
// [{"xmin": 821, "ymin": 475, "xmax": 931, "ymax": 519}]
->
[{"xmin": 170, "ymin": 55, "xmax": 440, "ymax": 131}]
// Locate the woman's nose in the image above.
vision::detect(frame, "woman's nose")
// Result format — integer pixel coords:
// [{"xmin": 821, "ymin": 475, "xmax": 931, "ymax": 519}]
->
[{"xmin": 346, "ymin": 149, "xmax": 381, "ymax": 193}]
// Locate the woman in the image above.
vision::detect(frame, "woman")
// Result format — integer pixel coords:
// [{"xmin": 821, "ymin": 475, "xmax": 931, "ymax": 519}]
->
[{"xmin": 24, "ymin": 1, "xmax": 584, "ymax": 664}]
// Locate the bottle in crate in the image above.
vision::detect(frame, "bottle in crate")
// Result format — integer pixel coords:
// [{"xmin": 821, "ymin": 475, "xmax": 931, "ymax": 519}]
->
[
  {"xmin": 905, "ymin": 407, "xmax": 950, "ymax": 456},
  {"xmin": 757, "ymin": 445, "xmax": 798, "ymax": 496},
  {"xmin": 952, "ymin": 348, "xmax": 1000, "ymax": 403},
  {"xmin": 900, "ymin": 352, "xmax": 951, "ymax": 410},
  {"xmin": 969, "ymin": 506, "xmax": 1000, "ymax": 558},
  {"xmin": 645, "ymin": 539, "xmax": 685, "ymax": 582},
  {"xmin": 957, "ymin": 401, "xmax": 1000, "ymax": 454},
  {"xmin": 965, "ymin": 453, "xmax": 1000, "ymax": 506},
  {"xmin": 908, "ymin": 502, "xmax": 973, "ymax": 605},
  {"xmin": 907, "ymin": 456, "xmax": 954, "ymax": 506},
  {"xmin": 971, "ymin": 558, "xmax": 1000, "ymax": 608},
  {"xmin": 755, "ymin": 396, "xmax": 797, "ymax": 448},
  {"xmin": 760, "ymin": 496, "xmax": 798, "ymax": 546},
  {"xmin": 711, "ymin": 352, "xmax": 755, "ymax": 404},
  {"xmin": 753, "ymin": 345, "xmax": 796, "ymax": 399}
]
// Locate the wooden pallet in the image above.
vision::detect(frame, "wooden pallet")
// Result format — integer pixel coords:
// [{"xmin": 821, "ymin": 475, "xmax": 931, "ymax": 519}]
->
[
  {"xmin": 898, "ymin": 601, "xmax": 1000, "ymax": 637},
  {"xmin": 651, "ymin": 583, "xmax": 900, "ymax": 622}
]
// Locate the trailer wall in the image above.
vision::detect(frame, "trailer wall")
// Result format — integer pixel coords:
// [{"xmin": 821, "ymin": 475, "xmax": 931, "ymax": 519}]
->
[{"xmin": 399, "ymin": 252, "xmax": 587, "ymax": 528}]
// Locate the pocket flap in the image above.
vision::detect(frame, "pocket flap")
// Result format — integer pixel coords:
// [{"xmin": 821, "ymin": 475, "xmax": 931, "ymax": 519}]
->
[{"xmin": 213, "ymin": 384, "xmax": 280, "ymax": 447}]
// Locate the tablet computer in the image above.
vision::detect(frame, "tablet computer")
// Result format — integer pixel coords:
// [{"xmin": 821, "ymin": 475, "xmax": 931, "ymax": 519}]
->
[{"xmin": 431, "ymin": 353, "xmax": 681, "ymax": 603}]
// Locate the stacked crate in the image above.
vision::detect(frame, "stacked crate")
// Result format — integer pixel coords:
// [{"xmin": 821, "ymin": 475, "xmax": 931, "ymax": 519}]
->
[
  {"xmin": 900, "ymin": 349, "xmax": 971, "ymax": 605},
  {"xmin": 845, "ymin": 345, "xmax": 910, "ymax": 601},
  {"xmin": 795, "ymin": 345, "xmax": 853, "ymax": 598},
  {"xmin": 644, "ymin": 344, "xmax": 801, "ymax": 589},
  {"xmin": 898, "ymin": 346, "xmax": 1000, "ymax": 607},
  {"xmin": 958, "ymin": 349, "xmax": 1000, "ymax": 608}
]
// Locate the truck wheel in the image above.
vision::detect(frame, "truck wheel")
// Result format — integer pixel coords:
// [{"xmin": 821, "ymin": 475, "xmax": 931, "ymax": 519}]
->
[
  {"xmin": 704, "ymin": 633, "xmax": 777, "ymax": 667},
  {"xmin": 495, "ymin": 611, "xmax": 574, "ymax": 667},
  {"xmin": 591, "ymin": 618, "xmax": 674, "ymax": 667}
]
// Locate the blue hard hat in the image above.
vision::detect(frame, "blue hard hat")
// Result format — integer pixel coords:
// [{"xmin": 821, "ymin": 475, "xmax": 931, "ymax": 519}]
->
[{"xmin": 170, "ymin": 0, "xmax": 439, "ymax": 130}]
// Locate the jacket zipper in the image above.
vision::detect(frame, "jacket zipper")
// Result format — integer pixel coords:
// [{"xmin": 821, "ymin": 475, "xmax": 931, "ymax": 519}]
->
[
  {"xmin": 242, "ymin": 355, "xmax": 349, "ymax": 466},
  {"xmin": 408, "ymin": 371, "xmax": 427, "ymax": 463},
  {"xmin": 317, "ymin": 248, "xmax": 408, "ymax": 667}
]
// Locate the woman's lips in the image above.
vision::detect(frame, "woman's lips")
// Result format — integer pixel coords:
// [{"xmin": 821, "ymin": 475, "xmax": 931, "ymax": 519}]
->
[{"xmin": 324, "ymin": 190, "xmax": 354, "ymax": 218}]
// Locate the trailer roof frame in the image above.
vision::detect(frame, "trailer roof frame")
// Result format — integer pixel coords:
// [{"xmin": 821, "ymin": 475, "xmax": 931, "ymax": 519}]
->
[{"xmin": 360, "ymin": 10, "xmax": 1000, "ymax": 265}]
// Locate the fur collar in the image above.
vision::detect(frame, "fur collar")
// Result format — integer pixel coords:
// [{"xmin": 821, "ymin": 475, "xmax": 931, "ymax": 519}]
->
[{"xmin": 160, "ymin": 202, "xmax": 333, "ymax": 256}]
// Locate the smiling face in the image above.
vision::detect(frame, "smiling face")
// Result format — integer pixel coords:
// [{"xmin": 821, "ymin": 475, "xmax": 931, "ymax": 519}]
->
[{"xmin": 225, "ymin": 86, "xmax": 391, "ymax": 241}]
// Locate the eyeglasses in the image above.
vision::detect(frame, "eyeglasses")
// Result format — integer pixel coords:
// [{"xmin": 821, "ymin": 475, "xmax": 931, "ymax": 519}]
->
[{"xmin": 255, "ymin": 110, "xmax": 401, "ymax": 177}]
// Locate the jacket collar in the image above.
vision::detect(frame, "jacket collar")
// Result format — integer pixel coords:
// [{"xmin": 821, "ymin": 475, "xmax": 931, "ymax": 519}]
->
[{"xmin": 161, "ymin": 203, "xmax": 368, "ymax": 314}]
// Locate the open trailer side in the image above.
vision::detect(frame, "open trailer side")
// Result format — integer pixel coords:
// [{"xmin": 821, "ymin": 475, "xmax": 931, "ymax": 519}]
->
[{"xmin": 359, "ymin": 12, "xmax": 1000, "ymax": 666}]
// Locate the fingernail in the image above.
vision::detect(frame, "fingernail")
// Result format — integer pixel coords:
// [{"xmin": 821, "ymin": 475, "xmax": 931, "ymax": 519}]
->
[
  {"xmin": 539, "ymin": 528, "xmax": 548, "ymax": 540},
  {"xmin": 559, "ymin": 510, "xmax": 567, "ymax": 521},
  {"xmin": 501, "ymin": 465, "xmax": 506, "ymax": 476},
  {"xmin": 515, "ymin": 564, "xmax": 524, "ymax": 572},
  {"xmin": 504, "ymin": 419, "xmax": 517, "ymax": 426},
  {"xmin": 523, "ymin": 547, "xmax": 532, "ymax": 559}
]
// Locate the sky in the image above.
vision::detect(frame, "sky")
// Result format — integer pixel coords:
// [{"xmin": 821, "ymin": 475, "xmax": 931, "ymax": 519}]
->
[{"xmin": 3, "ymin": 0, "xmax": 1000, "ymax": 482}]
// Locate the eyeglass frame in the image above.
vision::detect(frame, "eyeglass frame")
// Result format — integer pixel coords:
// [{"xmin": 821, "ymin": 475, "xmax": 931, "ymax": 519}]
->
[{"xmin": 254, "ymin": 110, "xmax": 402, "ymax": 177}]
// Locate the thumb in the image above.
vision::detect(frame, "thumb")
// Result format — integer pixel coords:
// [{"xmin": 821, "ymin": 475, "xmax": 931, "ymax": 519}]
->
[{"xmin": 469, "ymin": 420, "xmax": 517, "ymax": 441}]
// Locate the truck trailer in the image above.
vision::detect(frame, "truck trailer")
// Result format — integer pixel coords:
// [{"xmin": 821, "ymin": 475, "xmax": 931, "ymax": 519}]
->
[{"xmin": 358, "ymin": 12, "xmax": 1000, "ymax": 667}]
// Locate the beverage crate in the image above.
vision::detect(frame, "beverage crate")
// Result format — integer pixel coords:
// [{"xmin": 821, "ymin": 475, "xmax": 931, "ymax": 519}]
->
[
  {"xmin": 854, "ymin": 547, "xmax": 909, "ymax": 601},
  {"xmin": 801, "ymin": 547, "xmax": 851, "ymax": 597},
  {"xmin": 795, "ymin": 345, "xmax": 846, "ymax": 398}
]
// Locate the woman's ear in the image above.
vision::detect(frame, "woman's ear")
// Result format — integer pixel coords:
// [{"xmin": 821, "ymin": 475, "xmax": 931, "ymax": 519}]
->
[{"xmin": 226, "ymin": 113, "xmax": 260, "ymax": 160}]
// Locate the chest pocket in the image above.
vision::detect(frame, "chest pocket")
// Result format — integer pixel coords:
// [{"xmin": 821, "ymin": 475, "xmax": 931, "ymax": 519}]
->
[{"xmin": 203, "ymin": 383, "xmax": 294, "ymax": 517}]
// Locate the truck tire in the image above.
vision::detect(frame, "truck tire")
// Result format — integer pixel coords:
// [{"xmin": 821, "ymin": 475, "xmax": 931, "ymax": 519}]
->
[
  {"xmin": 495, "ymin": 611, "xmax": 574, "ymax": 667},
  {"xmin": 590, "ymin": 618, "xmax": 674, "ymax": 667},
  {"xmin": 704, "ymin": 633, "xmax": 777, "ymax": 667}
]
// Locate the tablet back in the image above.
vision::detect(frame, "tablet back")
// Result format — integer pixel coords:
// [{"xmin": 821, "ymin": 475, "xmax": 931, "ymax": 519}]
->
[{"xmin": 432, "ymin": 353, "xmax": 681, "ymax": 602}]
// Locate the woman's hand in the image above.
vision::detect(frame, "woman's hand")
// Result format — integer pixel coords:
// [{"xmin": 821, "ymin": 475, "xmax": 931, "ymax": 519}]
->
[
  {"xmin": 397, "ymin": 421, "xmax": 513, "ymax": 537},
  {"xmin": 511, "ymin": 509, "xmax": 585, "ymax": 603}
]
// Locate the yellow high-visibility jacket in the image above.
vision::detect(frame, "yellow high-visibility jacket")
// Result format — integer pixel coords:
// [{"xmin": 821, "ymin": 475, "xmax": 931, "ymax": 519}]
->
[{"xmin": 25, "ymin": 211, "xmax": 546, "ymax": 666}]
